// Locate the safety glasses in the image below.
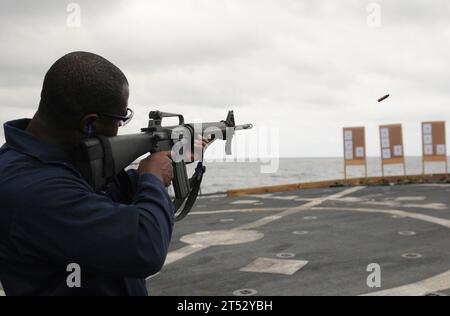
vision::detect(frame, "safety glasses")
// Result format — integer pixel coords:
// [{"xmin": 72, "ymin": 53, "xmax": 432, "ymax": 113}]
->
[{"xmin": 98, "ymin": 108, "xmax": 134, "ymax": 127}]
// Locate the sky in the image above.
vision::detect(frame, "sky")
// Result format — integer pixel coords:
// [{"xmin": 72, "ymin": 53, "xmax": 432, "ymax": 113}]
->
[{"xmin": 1, "ymin": 0, "xmax": 450, "ymax": 158}]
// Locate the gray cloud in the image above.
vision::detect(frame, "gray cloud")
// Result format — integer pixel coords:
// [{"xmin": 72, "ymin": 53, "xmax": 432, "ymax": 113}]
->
[{"xmin": 1, "ymin": 0, "xmax": 450, "ymax": 157}]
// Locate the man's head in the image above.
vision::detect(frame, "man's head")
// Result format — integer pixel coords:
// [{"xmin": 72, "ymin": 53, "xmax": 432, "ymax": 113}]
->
[{"xmin": 38, "ymin": 51, "xmax": 130, "ymax": 138}]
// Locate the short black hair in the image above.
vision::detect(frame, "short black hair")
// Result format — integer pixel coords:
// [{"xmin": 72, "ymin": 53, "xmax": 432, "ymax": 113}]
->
[{"xmin": 38, "ymin": 51, "xmax": 128, "ymax": 128}]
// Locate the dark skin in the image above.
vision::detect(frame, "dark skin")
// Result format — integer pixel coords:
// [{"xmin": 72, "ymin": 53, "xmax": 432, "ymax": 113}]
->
[
  {"xmin": 25, "ymin": 83, "xmax": 209, "ymax": 187},
  {"xmin": 26, "ymin": 84, "xmax": 130, "ymax": 151}
]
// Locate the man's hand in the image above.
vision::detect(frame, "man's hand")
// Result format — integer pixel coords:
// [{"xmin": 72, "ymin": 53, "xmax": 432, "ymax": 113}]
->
[
  {"xmin": 138, "ymin": 151, "xmax": 173, "ymax": 187},
  {"xmin": 191, "ymin": 135, "xmax": 211, "ymax": 162}
]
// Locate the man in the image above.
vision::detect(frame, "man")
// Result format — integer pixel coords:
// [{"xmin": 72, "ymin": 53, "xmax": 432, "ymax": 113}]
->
[{"xmin": 0, "ymin": 51, "xmax": 202, "ymax": 295}]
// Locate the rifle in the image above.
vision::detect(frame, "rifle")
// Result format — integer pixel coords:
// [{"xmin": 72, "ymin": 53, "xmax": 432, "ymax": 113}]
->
[{"xmin": 74, "ymin": 110, "xmax": 252, "ymax": 221}]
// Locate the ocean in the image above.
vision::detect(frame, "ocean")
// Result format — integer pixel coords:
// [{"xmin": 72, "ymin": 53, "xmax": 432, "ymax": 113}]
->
[{"xmin": 131, "ymin": 156, "xmax": 450, "ymax": 195}]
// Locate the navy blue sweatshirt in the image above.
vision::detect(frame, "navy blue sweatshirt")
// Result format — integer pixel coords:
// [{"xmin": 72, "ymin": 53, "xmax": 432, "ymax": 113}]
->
[{"xmin": 0, "ymin": 119, "xmax": 174, "ymax": 296}]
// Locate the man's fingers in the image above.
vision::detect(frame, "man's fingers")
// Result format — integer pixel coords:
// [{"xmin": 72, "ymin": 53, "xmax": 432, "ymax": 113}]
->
[
  {"xmin": 196, "ymin": 135, "xmax": 211, "ymax": 143},
  {"xmin": 194, "ymin": 139, "xmax": 209, "ymax": 148}
]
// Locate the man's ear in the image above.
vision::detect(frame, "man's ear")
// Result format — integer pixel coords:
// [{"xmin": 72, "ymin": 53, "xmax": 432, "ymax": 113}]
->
[{"xmin": 79, "ymin": 114, "xmax": 99, "ymax": 136}]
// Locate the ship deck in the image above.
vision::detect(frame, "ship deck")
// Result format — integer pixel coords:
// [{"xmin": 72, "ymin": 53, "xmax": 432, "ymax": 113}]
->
[{"xmin": 147, "ymin": 183, "xmax": 450, "ymax": 296}]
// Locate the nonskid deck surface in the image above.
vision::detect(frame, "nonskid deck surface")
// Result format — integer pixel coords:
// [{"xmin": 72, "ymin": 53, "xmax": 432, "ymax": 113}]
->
[
  {"xmin": 147, "ymin": 184, "xmax": 450, "ymax": 296},
  {"xmin": 1, "ymin": 184, "xmax": 449, "ymax": 296}
]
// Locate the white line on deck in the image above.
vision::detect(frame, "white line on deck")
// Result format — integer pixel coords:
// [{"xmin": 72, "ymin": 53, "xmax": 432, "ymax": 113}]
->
[
  {"xmin": 251, "ymin": 194, "xmax": 302, "ymax": 201},
  {"xmin": 190, "ymin": 207, "xmax": 286, "ymax": 215},
  {"xmin": 311, "ymin": 206, "xmax": 450, "ymax": 229},
  {"xmin": 230, "ymin": 200, "xmax": 261, "ymax": 205},
  {"xmin": 164, "ymin": 244, "xmax": 209, "ymax": 266}
]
